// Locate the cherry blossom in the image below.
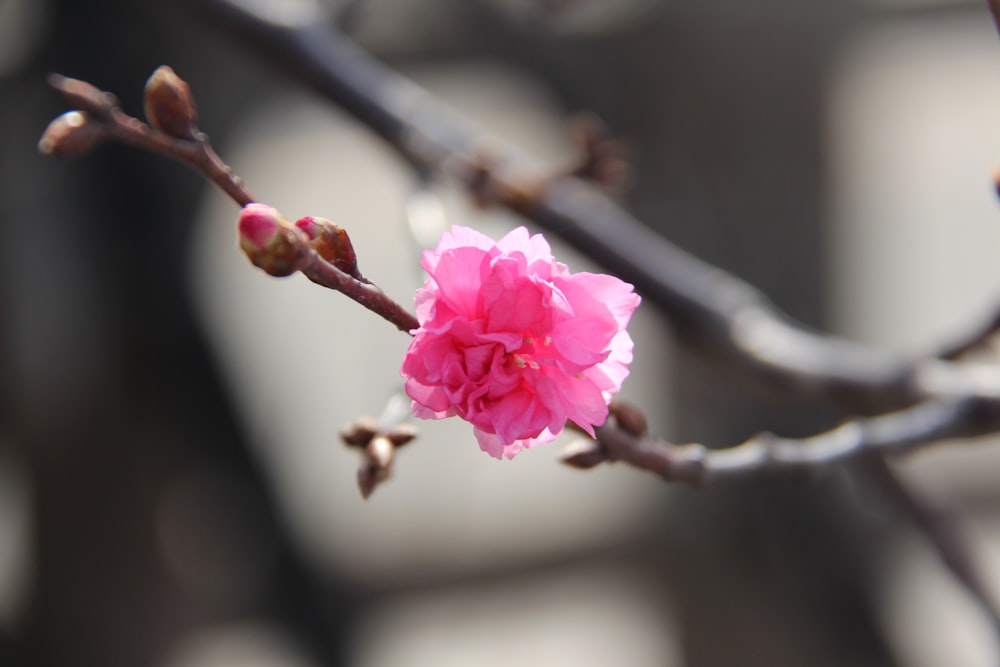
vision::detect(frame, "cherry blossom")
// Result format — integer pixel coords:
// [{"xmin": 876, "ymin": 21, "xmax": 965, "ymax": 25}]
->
[{"xmin": 401, "ymin": 225, "xmax": 640, "ymax": 459}]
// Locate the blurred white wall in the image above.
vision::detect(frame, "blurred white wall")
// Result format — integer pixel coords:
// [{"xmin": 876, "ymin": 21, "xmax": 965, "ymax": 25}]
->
[{"xmin": 828, "ymin": 9, "xmax": 1000, "ymax": 666}]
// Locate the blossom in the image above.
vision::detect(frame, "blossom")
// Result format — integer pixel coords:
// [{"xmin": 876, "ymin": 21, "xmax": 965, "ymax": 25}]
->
[{"xmin": 401, "ymin": 225, "xmax": 640, "ymax": 459}]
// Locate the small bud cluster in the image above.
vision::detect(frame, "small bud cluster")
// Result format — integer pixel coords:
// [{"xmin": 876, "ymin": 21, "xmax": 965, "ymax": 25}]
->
[
  {"xmin": 341, "ymin": 417, "xmax": 418, "ymax": 499},
  {"xmin": 38, "ymin": 74, "xmax": 119, "ymax": 158},
  {"xmin": 38, "ymin": 65, "xmax": 201, "ymax": 159},
  {"xmin": 567, "ymin": 113, "xmax": 631, "ymax": 193},
  {"xmin": 237, "ymin": 204, "xmax": 367, "ymax": 282},
  {"xmin": 237, "ymin": 204, "xmax": 310, "ymax": 277}
]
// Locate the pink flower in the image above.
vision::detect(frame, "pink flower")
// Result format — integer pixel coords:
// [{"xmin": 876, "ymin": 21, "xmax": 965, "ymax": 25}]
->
[{"xmin": 401, "ymin": 225, "xmax": 640, "ymax": 459}]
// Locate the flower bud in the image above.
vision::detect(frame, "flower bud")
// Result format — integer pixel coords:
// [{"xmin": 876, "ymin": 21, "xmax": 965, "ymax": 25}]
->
[
  {"xmin": 340, "ymin": 416, "xmax": 378, "ymax": 448},
  {"xmin": 294, "ymin": 216, "xmax": 362, "ymax": 280},
  {"xmin": 37, "ymin": 111, "xmax": 108, "ymax": 158},
  {"xmin": 238, "ymin": 203, "xmax": 309, "ymax": 277},
  {"xmin": 357, "ymin": 436, "xmax": 395, "ymax": 499},
  {"xmin": 611, "ymin": 402, "xmax": 647, "ymax": 436},
  {"xmin": 143, "ymin": 66, "xmax": 198, "ymax": 140},
  {"xmin": 560, "ymin": 439, "xmax": 607, "ymax": 470},
  {"xmin": 386, "ymin": 423, "xmax": 418, "ymax": 448}
]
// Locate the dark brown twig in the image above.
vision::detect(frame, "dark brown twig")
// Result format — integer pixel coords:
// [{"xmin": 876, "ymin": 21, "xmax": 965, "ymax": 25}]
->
[
  {"xmin": 42, "ymin": 71, "xmax": 421, "ymax": 334},
  {"xmin": 299, "ymin": 249, "xmax": 418, "ymax": 332},
  {"xmin": 42, "ymin": 72, "xmax": 254, "ymax": 206}
]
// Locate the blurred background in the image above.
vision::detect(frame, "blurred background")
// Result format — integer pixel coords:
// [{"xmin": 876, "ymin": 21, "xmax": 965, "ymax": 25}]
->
[{"xmin": 4, "ymin": 0, "xmax": 1000, "ymax": 665}]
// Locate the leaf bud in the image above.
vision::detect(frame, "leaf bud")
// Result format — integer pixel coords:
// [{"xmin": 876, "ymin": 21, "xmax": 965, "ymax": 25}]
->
[
  {"xmin": 37, "ymin": 111, "xmax": 108, "ymax": 158},
  {"xmin": 294, "ymin": 216, "xmax": 363, "ymax": 280},
  {"xmin": 143, "ymin": 66, "xmax": 198, "ymax": 140}
]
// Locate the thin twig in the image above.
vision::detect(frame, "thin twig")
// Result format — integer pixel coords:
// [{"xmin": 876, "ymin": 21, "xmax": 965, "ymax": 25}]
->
[
  {"xmin": 44, "ymin": 73, "xmax": 255, "ymax": 206},
  {"xmin": 105, "ymin": 111, "xmax": 255, "ymax": 206},
  {"xmin": 299, "ymin": 249, "xmax": 419, "ymax": 333}
]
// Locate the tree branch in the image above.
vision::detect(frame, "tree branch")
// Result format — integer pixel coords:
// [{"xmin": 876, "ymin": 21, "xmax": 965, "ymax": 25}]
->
[
  {"xmin": 41, "ymin": 71, "xmax": 420, "ymax": 334},
  {"xmin": 563, "ymin": 395, "xmax": 1000, "ymax": 485},
  {"xmin": 42, "ymin": 72, "xmax": 255, "ymax": 206},
  {"xmin": 191, "ymin": 0, "xmax": 1000, "ymax": 418}
]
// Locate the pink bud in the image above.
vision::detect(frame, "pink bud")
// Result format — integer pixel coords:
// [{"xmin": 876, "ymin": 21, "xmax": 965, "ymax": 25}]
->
[
  {"xmin": 239, "ymin": 203, "xmax": 283, "ymax": 249},
  {"xmin": 237, "ymin": 203, "xmax": 308, "ymax": 277}
]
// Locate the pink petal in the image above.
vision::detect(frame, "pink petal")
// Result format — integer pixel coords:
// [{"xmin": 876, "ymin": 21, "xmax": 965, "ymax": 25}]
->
[
  {"xmin": 496, "ymin": 226, "xmax": 553, "ymax": 268},
  {"xmin": 405, "ymin": 378, "xmax": 453, "ymax": 415},
  {"xmin": 533, "ymin": 369, "xmax": 609, "ymax": 436},
  {"xmin": 428, "ymin": 247, "xmax": 490, "ymax": 318},
  {"xmin": 561, "ymin": 272, "xmax": 640, "ymax": 329}
]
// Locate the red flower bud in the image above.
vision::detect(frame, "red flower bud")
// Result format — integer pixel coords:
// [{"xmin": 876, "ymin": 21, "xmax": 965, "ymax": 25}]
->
[
  {"xmin": 238, "ymin": 204, "xmax": 309, "ymax": 277},
  {"xmin": 294, "ymin": 216, "xmax": 363, "ymax": 280}
]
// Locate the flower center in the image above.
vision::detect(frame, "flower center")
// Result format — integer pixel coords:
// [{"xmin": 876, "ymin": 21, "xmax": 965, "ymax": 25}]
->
[{"xmin": 508, "ymin": 335, "xmax": 552, "ymax": 371}]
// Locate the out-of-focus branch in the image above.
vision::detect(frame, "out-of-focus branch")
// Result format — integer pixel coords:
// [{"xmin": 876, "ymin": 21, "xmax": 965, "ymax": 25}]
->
[
  {"xmin": 864, "ymin": 456, "xmax": 1000, "ymax": 636},
  {"xmin": 989, "ymin": 0, "xmax": 1000, "ymax": 35},
  {"xmin": 192, "ymin": 0, "xmax": 1000, "ymax": 419},
  {"xmin": 563, "ymin": 397, "xmax": 1000, "ymax": 485},
  {"xmin": 937, "ymin": 305, "xmax": 1000, "ymax": 360}
]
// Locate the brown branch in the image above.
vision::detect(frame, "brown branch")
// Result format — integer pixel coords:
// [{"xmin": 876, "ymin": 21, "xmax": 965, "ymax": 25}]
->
[
  {"xmin": 563, "ymin": 396, "xmax": 1000, "ymax": 485},
  {"xmin": 41, "ymin": 71, "xmax": 420, "ymax": 334},
  {"xmin": 299, "ymin": 250, "xmax": 418, "ymax": 332},
  {"xmin": 42, "ymin": 2, "xmax": 1000, "ymax": 473},
  {"xmin": 570, "ymin": 398, "xmax": 1000, "ymax": 636},
  {"xmin": 237, "ymin": 203, "xmax": 419, "ymax": 332},
  {"xmin": 42, "ymin": 72, "xmax": 255, "ymax": 207}
]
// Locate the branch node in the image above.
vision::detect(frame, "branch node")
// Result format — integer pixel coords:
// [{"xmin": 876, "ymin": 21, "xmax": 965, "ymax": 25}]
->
[{"xmin": 565, "ymin": 112, "xmax": 631, "ymax": 194}]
